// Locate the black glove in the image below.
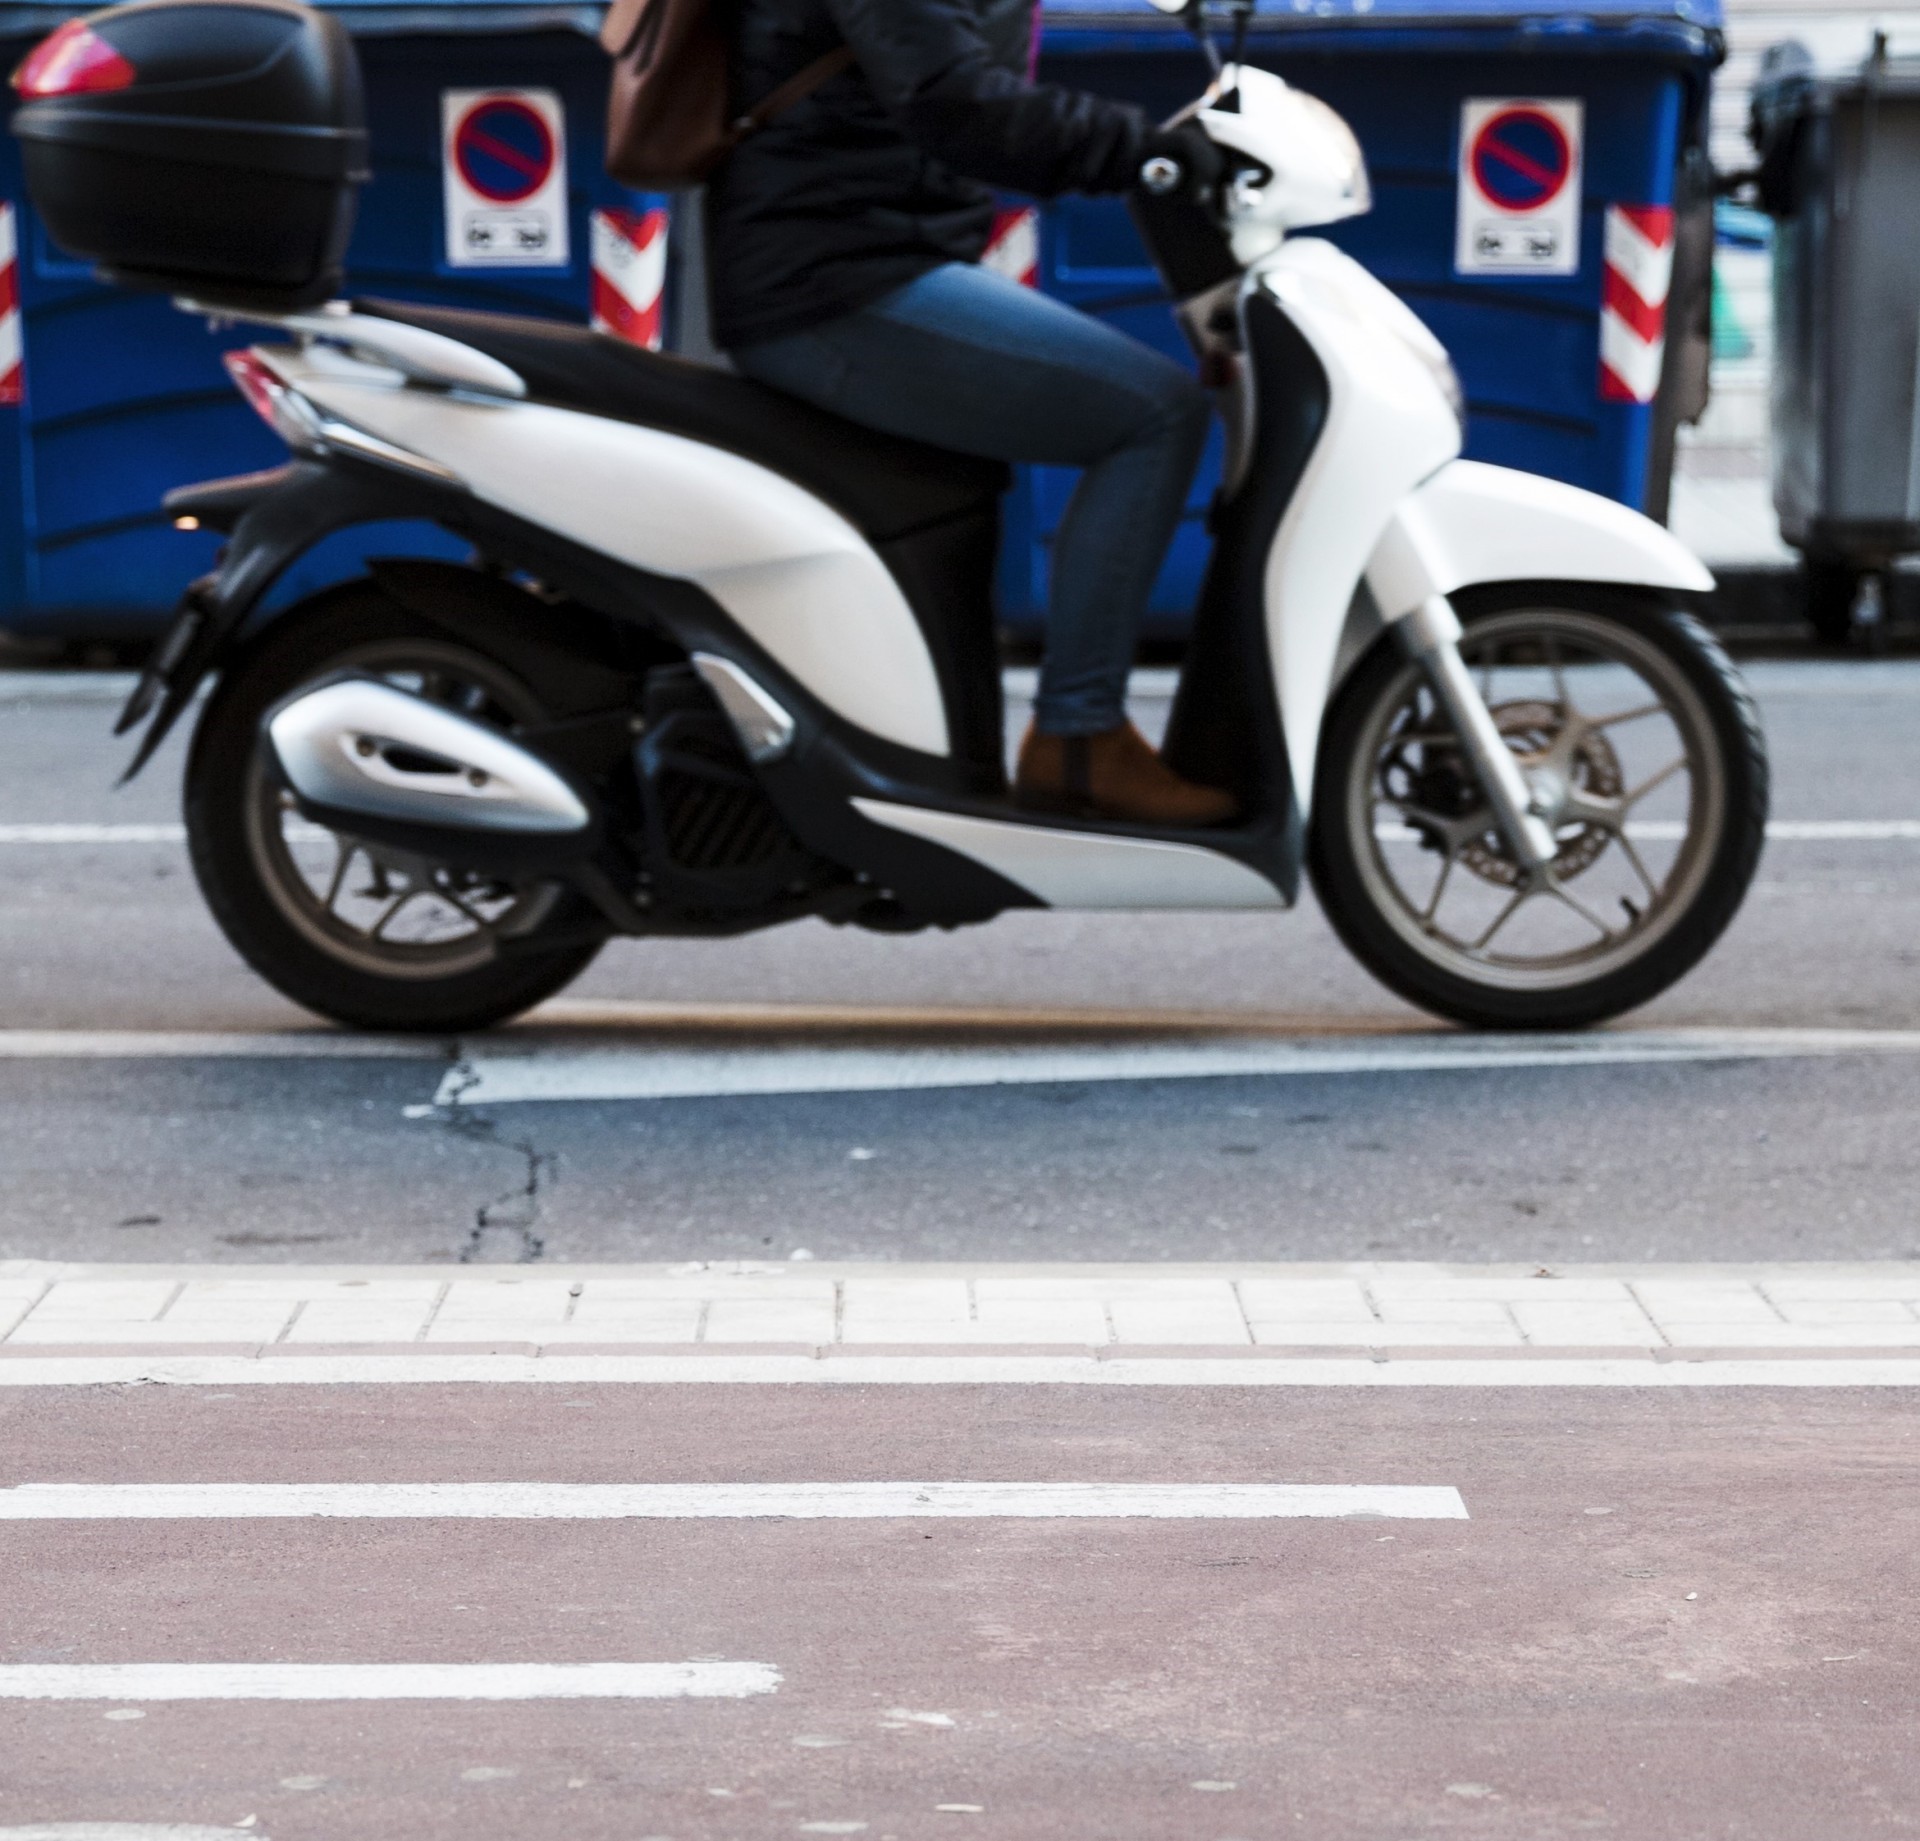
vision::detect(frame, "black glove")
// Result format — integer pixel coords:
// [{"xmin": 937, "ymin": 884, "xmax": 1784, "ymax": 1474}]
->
[{"xmin": 1137, "ymin": 121, "xmax": 1226, "ymax": 204}]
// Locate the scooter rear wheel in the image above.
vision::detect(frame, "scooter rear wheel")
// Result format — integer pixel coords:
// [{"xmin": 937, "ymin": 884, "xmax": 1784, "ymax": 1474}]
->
[
  {"xmin": 184, "ymin": 581, "xmax": 606, "ymax": 1033},
  {"xmin": 1307, "ymin": 587, "xmax": 1768, "ymax": 1031}
]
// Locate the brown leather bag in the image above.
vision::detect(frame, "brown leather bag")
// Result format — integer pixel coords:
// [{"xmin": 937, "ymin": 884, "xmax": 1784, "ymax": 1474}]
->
[{"xmin": 601, "ymin": 0, "xmax": 854, "ymax": 189}]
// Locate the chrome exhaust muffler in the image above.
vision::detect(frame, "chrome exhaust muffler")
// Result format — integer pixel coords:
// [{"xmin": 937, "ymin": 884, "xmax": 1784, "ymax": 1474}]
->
[{"xmin": 265, "ymin": 677, "xmax": 594, "ymax": 870}]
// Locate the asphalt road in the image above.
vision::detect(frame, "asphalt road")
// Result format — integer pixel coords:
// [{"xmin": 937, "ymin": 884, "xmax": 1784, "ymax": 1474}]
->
[
  {"xmin": 3, "ymin": 1381, "xmax": 1915, "ymax": 1841},
  {"xmin": 3, "ymin": 663, "xmax": 1920, "ymax": 1264}
]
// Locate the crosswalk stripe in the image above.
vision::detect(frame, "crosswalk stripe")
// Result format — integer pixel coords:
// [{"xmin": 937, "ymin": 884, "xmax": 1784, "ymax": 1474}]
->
[
  {"xmin": 0, "ymin": 1662, "xmax": 779, "ymax": 1701},
  {"xmin": 0, "ymin": 1481, "xmax": 1467, "ymax": 1521}
]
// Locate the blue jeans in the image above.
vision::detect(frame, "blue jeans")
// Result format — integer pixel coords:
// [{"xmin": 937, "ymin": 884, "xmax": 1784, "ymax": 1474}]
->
[{"xmin": 732, "ymin": 262, "xmax": 1211, "ymax": 736}]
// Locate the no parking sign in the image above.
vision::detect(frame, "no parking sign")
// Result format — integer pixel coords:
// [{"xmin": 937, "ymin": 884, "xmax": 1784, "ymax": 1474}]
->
[
  {"xmin": 1454, "ymin": 98, "xmax": 1582, "ymax": 278},
  {"xmin": 442, "ymin": 88, "xmax": 570, "ymax": 269}
]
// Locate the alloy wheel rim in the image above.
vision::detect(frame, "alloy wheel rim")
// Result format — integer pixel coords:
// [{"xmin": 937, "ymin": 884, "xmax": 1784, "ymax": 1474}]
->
[
  {"xmin": 1343, "ymin": 608, "xmax": 1728, "ymax": 994},
  {"xmin": 241, "ymin": 638, "xmax": 563, "ymax": 982}
]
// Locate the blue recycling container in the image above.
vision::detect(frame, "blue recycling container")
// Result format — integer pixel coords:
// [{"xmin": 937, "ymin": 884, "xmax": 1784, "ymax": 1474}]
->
[
  {"xmin": 0, "ymin": 0, "xmax": 669, "ymax": 639},
  {"xmin": 0, "ymin": 0, "xmax": 1718, "ymax": 641},
  {"xmin": 1004, "ymin": 0, "xmax": 1722, "ymax": 631}
]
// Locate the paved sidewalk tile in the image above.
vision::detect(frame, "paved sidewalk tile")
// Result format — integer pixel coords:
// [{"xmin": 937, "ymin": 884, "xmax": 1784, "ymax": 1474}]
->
[
  {"xmin": 1767, "ymin": 1298, "xmax": 1918, "ymax": 1326},
  {"xmin": 1107, "ymin": 1298, "xmax": 1248, "ymax": 1344},
  {"xmin": 7, "ymin": 1262, "xmax": 1920, "ymax": 1356},
  {"xmin": 592, "ymin": 1268, "xmax": 837, "ymax": 1301},
  {"xmin": 435, "ymin": 1280, "xmax": 577, "ymax": 1325},
  {"xmin": 1244, "ymin": 1322, "xmax": 1386, "ymax": 1347},
  {"xmin": 702, "ymin": 1300, "xmax": 837, "ymax": 1343},
  {"xmin": 1653, "ymin": 1321, "xmax": 1920, "ymax": 1347},
  {"xmin": 1508, "ymin": 1302, "xmax": 1663, "ymax": 1346},
  {"xmin": 23, "ymin": 1280, "xmax": 179, "ymax": 1322},
  {"xmin": 1234, "ymin": 1280, "xmax": 1376, "ymax": 1322},
  {"xmin": 1351, "ymin": 1321, "xmax": 1531, "ymax": 1347},
  {"xmin": 1760, "ymin": 1275, "xmax": 1920, "ymax": 1301},
  {"xmin": 971, "ymin": 1300, "xmax": 1111, "ymax": 1343},
  {"xmin": 563, "ymin": 1301, "xmax": 706, "ymax": 1339},
  {"xmin": 1631, "ymin": 1283, "xmax": 1786, "ymax": 1326},
  {"xmin": 1369, "ymin": 1297, "xmax": 1516, "ymax": 1329},
  {"xmin": 283, "ymin": 1303, "xmax": 440, "ymax": 1344},
  {"xmin": 1366, "ymin": 1275, "xmax": 1636, "ymax": 1303}
]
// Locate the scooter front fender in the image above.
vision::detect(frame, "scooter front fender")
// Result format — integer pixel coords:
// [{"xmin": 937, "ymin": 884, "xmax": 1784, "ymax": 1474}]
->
[{"xmin": 1365, "ymin": 458, "xmax": 1715, "ymax": 623}]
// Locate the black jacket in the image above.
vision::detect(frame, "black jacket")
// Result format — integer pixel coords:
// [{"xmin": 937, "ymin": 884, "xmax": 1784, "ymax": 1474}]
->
[{"xmin": 705, "ymin": 0, "xmax": 1153, "ymax": 349}]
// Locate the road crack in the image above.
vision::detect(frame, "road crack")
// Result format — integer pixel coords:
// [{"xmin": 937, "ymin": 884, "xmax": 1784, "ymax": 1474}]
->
[{"xmin": 426, "ymin": 1056, "xmax": 552, "ymax": 1264}]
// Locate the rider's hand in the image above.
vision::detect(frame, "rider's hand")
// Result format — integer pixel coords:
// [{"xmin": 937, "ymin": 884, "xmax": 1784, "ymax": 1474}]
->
[{"xmin": 1137, "ymin": 122, "xmax": 1225, "ymax": 204}]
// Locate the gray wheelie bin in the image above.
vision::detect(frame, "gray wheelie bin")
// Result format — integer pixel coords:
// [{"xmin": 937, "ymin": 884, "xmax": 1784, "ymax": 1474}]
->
[{"xmin": 1752, "ymin": 33, "xmax": 1920, "ymax": 641}]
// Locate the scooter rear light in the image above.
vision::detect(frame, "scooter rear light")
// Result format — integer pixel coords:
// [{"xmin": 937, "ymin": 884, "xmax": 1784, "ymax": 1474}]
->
[
  {"xmin": 12, "ymin": 21, "xmax": 136, "ymax": 97},
  {"xmin": 221, "ymin": 347, "xmax": 456, "ymax": 484},
  {"xmin": 223, "ymin": 349, "xmax": 322, "ymax": 450},
  {"xmin": 225, "ymin": 349, "xmax": 286, "ymax": 427}
]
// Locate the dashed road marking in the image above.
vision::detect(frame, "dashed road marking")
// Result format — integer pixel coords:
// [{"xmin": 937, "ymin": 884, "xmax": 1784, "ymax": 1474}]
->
[
  {"xmin": 0, "ymin": 1828, "xmax": 264, "ymax": 1840},
  {"xmin": 0, "ymin": 1662, "xmax": 779, "ymax": 1701},
  {"xmin": 0, "ymin": 1481, "xmax": 1468, "ymax": 1521}
]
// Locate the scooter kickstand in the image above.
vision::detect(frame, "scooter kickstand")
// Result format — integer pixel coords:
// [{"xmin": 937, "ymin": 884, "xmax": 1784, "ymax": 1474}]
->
[{"xmin": 1397, "ymin": 594, "xmax": 1558, "ymax": 874}]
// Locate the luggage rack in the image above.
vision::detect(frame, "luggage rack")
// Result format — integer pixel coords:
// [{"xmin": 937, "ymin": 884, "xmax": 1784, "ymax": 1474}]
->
[{"xmin": 176, "ymin": 296, "xmax": 528, "ymax": 401}]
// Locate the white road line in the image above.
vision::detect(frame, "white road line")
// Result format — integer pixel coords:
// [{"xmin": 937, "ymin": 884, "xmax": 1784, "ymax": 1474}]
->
[
  {"xmin": 0, "ymin": 1662, "xmax": 779, "ymax": 1701},
  {"xmin": 0, "ymin": 1031, "xmax": 444, "ymax": 1060},
  {"xmin": 0, "ymin": 824, "xmax": 185, "ymax": 844},
  {"xmin": 0, "ymin": 1829, "xmax": 251, "ymax": 1841},
  {"xmin": 5, "ymin": 819, "xmax": 1920, "ymax": 846},
  {"xmin": 0, "ymin": 822, "xmax": 335, "ymax": 845},
  {"xmin": 436, "ymin": 1026, "xmax": 1920, "ymax": 1106},
  {"xmin": 1375, "ymin": 819, "xmax": 1920, "ymax": 843},
  {"xmin": 1762, "ymin": 820, "xmax": 1920, "ymax": 840},
  {"xmin": 0, "ymin": 1353, "xmax": 1916, "ymax": 1387},
  {"xmin": 0, "ymin": 672, "xmax": 140, "ymax": 704},
  {"xmin": 0, "ymin": 1481, "xmax": 1466, "ymax": 1521},
  {"xmin": 3, "ymin": 1024, "xmax": 1917, "ymax": 1088}
]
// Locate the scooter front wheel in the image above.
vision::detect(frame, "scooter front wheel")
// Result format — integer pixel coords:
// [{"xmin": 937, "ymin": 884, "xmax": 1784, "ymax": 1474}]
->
[{"xmin": 1307, "ymin": 587, "xmax": 1768, "ymax": 1030}]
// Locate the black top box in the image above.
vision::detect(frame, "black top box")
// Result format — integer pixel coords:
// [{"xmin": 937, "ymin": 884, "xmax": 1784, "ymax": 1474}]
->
[{"xmin": 11, "ymin": 0, "xmax": 369, "ymax": 311}]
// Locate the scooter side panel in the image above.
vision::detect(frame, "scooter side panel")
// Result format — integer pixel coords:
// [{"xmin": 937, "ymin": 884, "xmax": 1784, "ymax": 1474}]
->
[
  {"xmin": 851, "ymin": 800, "xmax": 1286, "ymax": 910},
  {"xmin": 1253, "ymin": 242, "xmax": 1462, "ymax": 815},
  {"xmin": 1364, "ymin": 458, "xmax": 1717, "ymax": 618},
  {"xmin": 275, "ymin": 358, "xmax": 953, "ymax": 757}
]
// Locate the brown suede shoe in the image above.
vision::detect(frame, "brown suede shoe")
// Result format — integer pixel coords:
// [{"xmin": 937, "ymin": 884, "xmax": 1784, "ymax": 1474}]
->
[{"xmin": 1014, "ymin": 720, "xmax": 1237, "ymax": 827}]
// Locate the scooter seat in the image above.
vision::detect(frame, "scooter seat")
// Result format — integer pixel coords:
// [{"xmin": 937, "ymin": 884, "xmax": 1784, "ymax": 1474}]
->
[{"xmin": 355, "ymin": 298, "xmax": 1010, "ymax": 545}]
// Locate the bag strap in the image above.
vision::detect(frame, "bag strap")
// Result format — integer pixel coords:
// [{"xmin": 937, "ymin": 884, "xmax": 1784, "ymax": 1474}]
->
[{"xmin": 733, "ymin": 44, "xmax": 857, "ymax": 135}]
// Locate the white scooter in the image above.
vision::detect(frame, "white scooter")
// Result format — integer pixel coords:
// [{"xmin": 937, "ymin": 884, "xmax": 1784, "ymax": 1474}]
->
[{"xmin": 81, "ymin": 0, "xmax": 1765, "ymax": 1033}]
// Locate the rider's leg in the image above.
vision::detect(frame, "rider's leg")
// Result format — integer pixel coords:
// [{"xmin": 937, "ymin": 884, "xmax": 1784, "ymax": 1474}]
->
[{"xmin": 734, "ymin": 263, "xmax": 1231, "ymax": 824}]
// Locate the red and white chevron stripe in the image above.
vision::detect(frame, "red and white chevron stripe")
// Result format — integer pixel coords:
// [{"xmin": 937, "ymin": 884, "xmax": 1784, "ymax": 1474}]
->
[
  {"xmin": 1598, "ymin": 203, "xmax": 1673, "ymax": 405},
  {"xmin": 0, "ymin": 202, "xmax": 22, "ymax": 407},
  {"xmin": 589, "ymin": 205, "xmax": 668, "ymax": 351},
  {"xmin": 981, "ymin": 205, "xmax": 1039, "ymax": 288}
]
